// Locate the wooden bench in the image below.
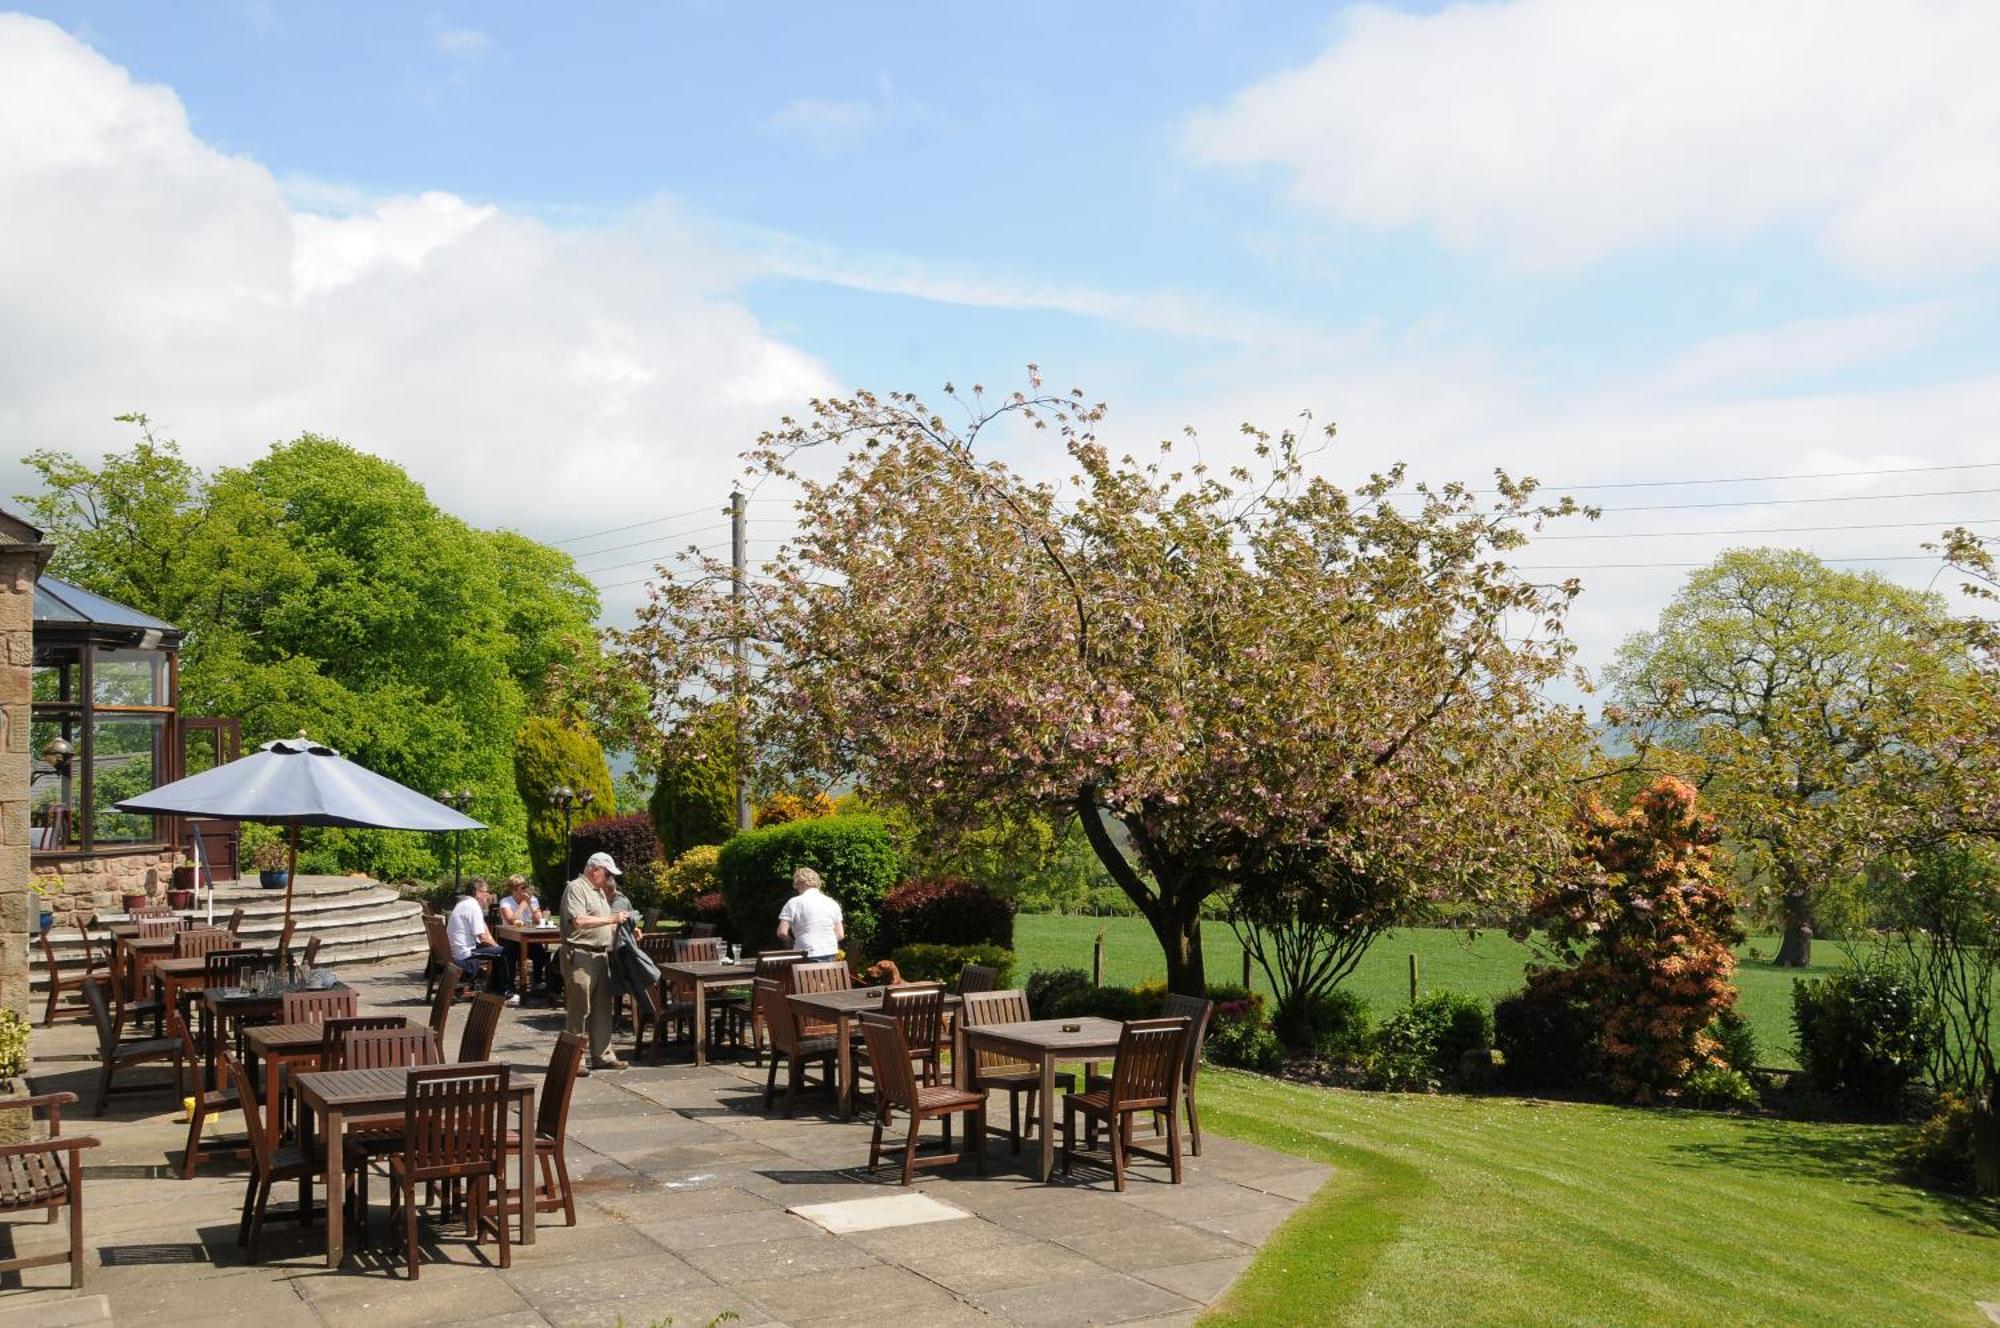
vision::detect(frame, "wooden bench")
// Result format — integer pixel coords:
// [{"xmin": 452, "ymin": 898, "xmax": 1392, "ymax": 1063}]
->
[{"xmin": 0, "ymin": 1091, "xmax": 99, "ymax": 1288}]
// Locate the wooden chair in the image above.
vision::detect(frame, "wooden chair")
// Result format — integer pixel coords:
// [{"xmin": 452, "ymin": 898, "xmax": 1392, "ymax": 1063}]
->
[
  {"xmin": 754, "ymin": 979, "xmax": 837, "ymax": 1117},
  {"xmin": 689, "ymin": 921, "xmax": 719, "ymax": 938},
  {"xmin": 131, "ymin": 903, "xmax": 175, "ymax": 919},
  {"xmin": 503, "ymin": 1032, "xmax": 587, "ymax": 1227},
  {"xmin": 346, "ymin": 1026, "xmax": 442, "ymax": 1070},
  {"xmin": 167, "ymin": 1009, "xmax": 241, "ymax": 1178},
  {"xmin": 301, "ymin": 935, "xmax": 323, "ymax": 968},
  {"xmin": 173, "ymin": 926, "xmax": 234, "ymax": 960},
  {"xmin": 109, "ymin": 946, "xmax": 165, "ymax": 1041},
  {"xmin": 280, "ymin": 988, "xmax": 359, "ymax": 1025},
  {"xmin": 1062, "ymin": 1017, "xmax": 1191, "ymax": 1191},
  {"xmin": 857, "ymin": 1011, "xmax": 985, "ymax": 1185},
  {"xmin": 748, "ymin": 951, "xmax": 806, "ymax": 1061},
  {"xmin": 882, "ymin": 983, "xmax": 948, "ymax": 1086},
  {"xmin": 1085, "ymin": 994, "xmax": 1213, "ymax": 1156},
  {"xmin": 81, "ymin": 979, "xmax": 184, "ymax": 1116},
  {"xmin": 957, "ymin": 963, "xmax": 1000, "ymax": 994},
  {"xmin": 40, "ymin": 924, "xmax": 109, "ymax": 1027},
  {"xmin": 319, "ymin": 1016, "xmax": 413, "ymax": 1070},
  {"xmin": 457, "ymin": 991, "xmax": 507, "ymax": 1062},
  {"xmin": 959, "ymin": 989, "xmax": 1075, "ymax": 1154},
  {"xmin": 0, "ymin": 1091, "xmax": 99, "ymax": 1289},
  {"xmin": 387, "ymin": 1064, "xmax": 512, "ymax": 1279},
  {"xmin": 789, "ymin": 960, "xmax": 852, "ymax": 996},
  {"xmin": 422, "ymin": 915, "xmax": 458, "ymax": 1002},
  {"xmin": 427, "ymin": 968, "xmax": 457, "ymax": 1040},
  {"xmin": 226, "ymin": 1057, "xmax": 330, "ymax": 1264},
  {"xmin": 671, "ymin": 936, "xmax": 721, "ymax": 963},
  {"xmin": 274, "ymin": 917, "xmax": 298, "ymax": 965},
  {"xmin": 136, "ymin": 917, "xmax": 179, "ymax": 939},
  {"xmin": 224, "ymin": 906, "xmax": 246, "ymax": 936}
]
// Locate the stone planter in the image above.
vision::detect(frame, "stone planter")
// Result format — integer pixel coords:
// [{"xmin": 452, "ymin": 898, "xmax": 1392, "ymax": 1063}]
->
[
  {"xmin": 167, "ymin": 889, "xmax": 196, "ymax": 910},
  {"xmin": 121, "ymin": 891, "xmax": 148, "ymax": 912}
]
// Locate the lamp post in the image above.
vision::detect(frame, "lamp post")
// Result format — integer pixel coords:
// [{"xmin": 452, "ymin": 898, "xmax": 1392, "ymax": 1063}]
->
[
  {"xmin": 437, "ymin": 789, "xmax": 474, "ymax": 889},
  {"xmin": 550, "ymin": 786, "xmax": 594, "ymax": 879}
]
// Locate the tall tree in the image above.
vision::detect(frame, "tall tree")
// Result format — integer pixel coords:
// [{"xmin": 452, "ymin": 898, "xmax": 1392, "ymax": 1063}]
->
[
  {"xmin": 613, "ymin": 379, "xmax": 1588, "ymax": 993},
  {"xmin": 1608, "ymin": 548, "xmax": 1961, "ymax": 966},
  {"xmin": 648, "ymin": 702, "xmax": 740, "ymax": 861},
  {"xmin": 20, "ymin": 420, "xmax": 601, "ymax": 880}
]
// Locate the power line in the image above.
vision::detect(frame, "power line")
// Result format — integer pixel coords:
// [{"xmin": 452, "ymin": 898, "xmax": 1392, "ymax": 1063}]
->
[
  {"xmin": 552, "ymin": 497, "xmax": 795, "ymax": 549},
  {"xmin": 1539, "ymin": 516, "xmax": 2000, "ymax": 542},
  {"xmin": 1593, "ymin": 486, "xmax": 2000, "ymax": 514},
  {"xmin": 1494, "ymin": 459, "xmax": 2000, "ymax": 494},
  {"xmin": 581, "ymin": 543, "xmax": 733, "ymax": 577},
  {"xmin": 1519, "ymin": 554, "xmax": 1938, "ymax": 572}
]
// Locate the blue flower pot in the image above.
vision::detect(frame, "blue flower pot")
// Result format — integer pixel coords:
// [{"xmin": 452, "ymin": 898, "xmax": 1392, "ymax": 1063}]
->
[
  {"xmin": 259, "ymin": 869, "xmax": 291, "ymax": 890},
  {"xmin": 36, "ymin": 911, "xmax": 53, "ymax": 934}
]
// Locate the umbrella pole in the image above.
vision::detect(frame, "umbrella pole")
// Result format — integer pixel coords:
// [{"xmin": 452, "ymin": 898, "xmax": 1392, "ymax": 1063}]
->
[{"xmin": 282, "ymin": 821, "xmax": 301, "ymax": 930}]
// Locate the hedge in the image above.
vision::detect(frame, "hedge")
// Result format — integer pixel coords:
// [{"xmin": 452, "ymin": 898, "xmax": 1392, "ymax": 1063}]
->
[
  {"xmin": 570, "ymin": 812, "xmax": 664, "ymax": 880},
  {"xmin": 716, "ymin": 813, "xmax": 901, "ymax": 954},
  {"xmin": 877, "ymin": 876, "xmax": 1015, "ymax": 951}
]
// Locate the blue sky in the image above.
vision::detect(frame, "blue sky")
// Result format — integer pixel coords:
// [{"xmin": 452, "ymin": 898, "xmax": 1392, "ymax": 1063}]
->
[{"xmin": 4, "ymin": 2, "xmax": 1997, "ymax": 682}]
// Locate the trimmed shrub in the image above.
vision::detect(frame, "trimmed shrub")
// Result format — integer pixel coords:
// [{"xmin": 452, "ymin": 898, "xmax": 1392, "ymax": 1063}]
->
[
  {"xmin": 717, "ymin": 814, "xmax": 901, "ymax": 955},
  {"xmin": 513, "ymin": 717, "xmax": 615, "ymax": 889},
  {"xmin": 755, "ymin": 791, "xmax": 836, "ymax": 827},
  {"xmin": 649, "ymin": 708, "xmax": 737, "ymax": 861},
  {"xmin": 1373, "ymin": 991, "xmax": 1493, "ymax": 1092},
  {"xmin": 1792, "ymin": 968, "xmax": 1940, "ymax": 1113},
  {"xmin": 1495, "ymin": 979, "xmax": 1599, "ymax": 1092},
  {"xmin": 1682, "ymin": 1064, "xmax": 1761, "ymax": 1112},
  {"xmin": 1709, "ymin": 1007, "xmax": 1759, "ymax": 1074},
  {"xmin": 1274, "ymin": 987, "xmax": 1373, "ymax": 1060},
  {"xmin": 654, "ymin": 844, "xmax": 721, "ymax": 921},
  {"xmin": 571, "ymin": 812, "xmax": 663, "ymax": 881},
  {"xmin": 1207, "ymin": 997, "xmax": 1283, "ymax": 1072},
  {"xmin": 1898, "ymin": 1094, "xmax": 1977, "ymax": 1191},
  {"xmin": 1026, "ymin": 968, "xmax": 1094, "ymax": 1020},
  {"xmin": 890, "ymin": 943, "xmax": 1014, "ymax": 989},
  {"xmin": 878, "ymin": 876, "xmax": 1015, "ymax": 951}
]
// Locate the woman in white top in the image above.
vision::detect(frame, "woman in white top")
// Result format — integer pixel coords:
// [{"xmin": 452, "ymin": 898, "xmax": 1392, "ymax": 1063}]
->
[
  {"xmin": 775, "ymin": 866, "xmax": 845, "ymax": 961},
  {"xmin": 495, "ymin": 873, "xmax": 554, "ymax": 997}
]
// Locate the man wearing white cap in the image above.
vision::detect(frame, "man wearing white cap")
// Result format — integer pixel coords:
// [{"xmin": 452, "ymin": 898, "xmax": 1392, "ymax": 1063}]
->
[{"xmin": 560, "ymin": 851, "xmax": 631, "ymax": 1071}]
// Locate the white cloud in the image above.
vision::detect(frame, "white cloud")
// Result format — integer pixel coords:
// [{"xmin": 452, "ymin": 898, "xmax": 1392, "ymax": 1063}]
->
[
  {"xmin": 430, "ymin": 21, "xmax": 493, "ymax": 63},
  {"xmin": 1184, "ymin": 0, "xmax": 2000, "ymax": 282},
  {"xmin": 0, "ymin": 14, "xmax": 834, "ymax": 618},
  {"xmin": 767, "ymin": 74, "xmax": 925, "ymax": 151},
  {"xmin": 1639, "ymin": 301, "xmax": 1954, "ymax": 401}
]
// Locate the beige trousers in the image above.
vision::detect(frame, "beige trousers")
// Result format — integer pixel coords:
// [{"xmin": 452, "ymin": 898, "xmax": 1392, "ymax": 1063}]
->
[{"xmin": 563, "ymin": 945, "xmax": 616, "ymax": 1063}]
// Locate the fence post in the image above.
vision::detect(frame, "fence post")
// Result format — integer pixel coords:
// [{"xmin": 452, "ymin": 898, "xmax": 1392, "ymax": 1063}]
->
[
  {"xmin": 1240, "ymin": 947, "xmax": 1251, "ymax": 990},
  {"xmin": 1409, "ymin": 953, "xmax": 1420, "ymax": 1004},
  {"xmin": 1092, "ymin": 929, "xmax": 1105, "ymax": 988}
]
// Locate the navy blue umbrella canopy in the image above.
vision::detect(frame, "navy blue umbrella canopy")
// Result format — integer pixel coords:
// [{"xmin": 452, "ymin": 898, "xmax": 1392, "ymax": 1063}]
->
[{"xmin": 116, "ymin": 735, "xmax": 484, "ymax": 922}]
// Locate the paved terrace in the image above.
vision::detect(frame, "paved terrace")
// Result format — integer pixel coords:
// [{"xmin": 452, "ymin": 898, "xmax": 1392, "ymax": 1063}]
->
[{"xmin": 1, "ymin": 963, "xmax": 1328, "ymax": 1328}]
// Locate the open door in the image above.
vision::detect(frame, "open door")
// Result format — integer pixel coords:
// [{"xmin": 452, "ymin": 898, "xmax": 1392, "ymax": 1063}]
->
[{"xmin": 180, "ymin": 717, "xmax": 242, "ymax": 880}]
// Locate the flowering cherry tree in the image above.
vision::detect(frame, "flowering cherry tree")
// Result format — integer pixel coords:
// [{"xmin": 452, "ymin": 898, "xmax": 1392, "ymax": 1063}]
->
[{"xmin": 613, "ymin": 376, "xmax": 1589, "ymax": 994}]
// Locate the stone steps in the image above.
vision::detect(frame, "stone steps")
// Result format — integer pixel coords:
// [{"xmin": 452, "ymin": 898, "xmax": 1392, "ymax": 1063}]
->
[{"xmin": 29, "ymin": 873, "xmax": 429, "ymax": 991}]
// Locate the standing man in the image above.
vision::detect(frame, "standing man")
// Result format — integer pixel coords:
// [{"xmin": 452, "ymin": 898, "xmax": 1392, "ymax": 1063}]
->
[
  {"xmin": 560, "ymin": 851, "xmax": 631, "ymax": 1072},
  {"xmin": 776, "ymin": 866, "xmax": 844, "ymax": 962},
  {"xmin": 447, "ymin": 877, "xmax": 518, "ymax": 1006}
]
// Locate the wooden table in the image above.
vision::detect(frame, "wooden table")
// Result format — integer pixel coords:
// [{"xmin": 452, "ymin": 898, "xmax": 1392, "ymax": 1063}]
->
[
  {"xmin": 788, "ymin": 986, "xmax": 965, "ymax": 1119},
  {"xmin": 293, "ymin": 1064, "xmax": 535, "ymax": 1269},
  {"xmin": 242, "ymin": 1016, "xmax": 418, "ymax": 1151},
  {"xmin": 492, "ymin": 923, "xmax": 561, "ymax": 995},
  {"xmin": 960, "ymin": 1015, "xmax": 1124, "ymax": 1182},
  {"xmin": 203, "ymin": 982, "xmax": 347, "ymax": 1091},
  {"xmin": 654, "ymin": 959, "xmax": 754, "ymax": 1066}
]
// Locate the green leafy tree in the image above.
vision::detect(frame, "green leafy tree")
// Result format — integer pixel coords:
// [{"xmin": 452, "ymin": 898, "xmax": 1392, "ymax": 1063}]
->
[
  {"xmin": 648, "ymin": 703, "xmax": 740, "ymax": 860},
  {"xmin": 1609, "ymin": 548, "xmax": 1962, "ymax": 966},
  {"xmin": 614, "ymin": 377, "xmax": 1588, "ymax": 994},
  {"xmin": 21, "ymin": 419, "xmax": 601, "ymax": 880},
  {"xmin": 513, "ymin": 716, "xmax": 616, "ymax": 888}
]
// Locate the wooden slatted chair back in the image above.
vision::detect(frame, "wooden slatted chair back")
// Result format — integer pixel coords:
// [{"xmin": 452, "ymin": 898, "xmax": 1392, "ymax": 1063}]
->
[
  {"xmin": 344, "ymin": 1026, "xmax": 441, "ymax": 1070},
  {"xmin": 1159, "ymin": 994, "xmax": 1213, "ymax": 1087},
  {"xmin": 857, "ymin": 1011, "xmax": 917, "ymax": 1109},
  {"xmin": 427, "ymin": 969, "xmax": 456, "ymax": 1036},
  {"xmin": 133, "ymin": 904, "xmax": 177, "ymax": 921},
  {"xmin": 301, "ymin": 935, "xmax": 322, "ymax": 968},
  {"xmin": 37, "ymin": 928, "xmax": 64, "ymax": 983},
  {"xmin": 536, "ymin": 1032, "xmax": 588, "ymax": 1140},
  {"xmin": 321, "ymin": 1016, "xmax": 412, "ymax": 1070},
  {"xmin": 672, "ymin": 936, "xmax": 721, "ymax": 963},
  {"xmin": 959, "ymin": 988, "xmax": 1035, "ymax": 1076},
  {"xmin": 224, "ymin": 907, "xmax": 246, "ymax": 936},
  {"xmin": 956, "ymin": 963, "xmax": 1000, "ymax": 994},
  {"xmin": 204, "ymin": 949, "xmax": 265, "ymax": 987},
  {"xmin": 689, "ymin": 921, "xmax": 719, "ymax": 938},
  {"xmin": 637, "ymin": 932, "xmax": 677, "ymax": 962},
  {"xmin": 883, "ymin": 983, "xmax": 946, "ymax": 1060},
  {"xmin": 457, "ymin": 992, "xmax": 507, "ymax": 1062},
  {"xmin": 789, "ymin": 960, "xmax": 852, "ymax": 996},
  {"xmin": 165, "ymin": 1007, "xmax": 201, "ymax": 1062},
  {"xmin": 81, "ymin": 978, "xmax": 118, "ymax": 1058},
  {"xmin": 1110, "ymin": 1017, "xmax": 1189, "ymax": 1111},
  {"xmin": 227, "ymin": 1056, "xmax": 277, "ymax": 1175},
  {"xmin": 137, "ymin": 918, "xmax": 179, "ymax": 939},
  {"xmin": 753, "ymin": 979, "xmax": 802, "ymax": 1056},
  {"xmin": 423, "ymin": 914, "xmax": 454, "ymax": 966},
  {"xmin": 174, "ymin": 926, "xmax": 234, "ymax": 959},
  {"xmin": 754, "ymin": 951, "xmax": 806, "ymax": 991},
  {"xmin": 280, "ymin": 988, "xmax": 358, "ymax": 1025},
  {"xmin": 402, "ymin": 1064, "xmax": 509, "ymax": 1182},
  {"xmin": 275, "ymin": 917, "xmax": 297, "ymax": 963}
]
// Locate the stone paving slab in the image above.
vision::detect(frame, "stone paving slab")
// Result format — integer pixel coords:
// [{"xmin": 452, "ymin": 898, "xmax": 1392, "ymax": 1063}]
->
[{"xmin": 0, "ymin": 960, "xmax": 1329, "ymax": 1326}]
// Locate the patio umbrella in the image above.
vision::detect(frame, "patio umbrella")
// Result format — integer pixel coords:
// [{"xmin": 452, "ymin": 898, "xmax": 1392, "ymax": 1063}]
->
[{"xmin": 114, "ymin": 734, "xmax": 484, "ymax": 927}]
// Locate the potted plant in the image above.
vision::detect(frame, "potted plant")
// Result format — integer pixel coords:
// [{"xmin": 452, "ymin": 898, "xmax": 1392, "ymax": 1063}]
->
[
  {"xmin": 251, "ymin": 839, "xmax": 290, "ymax": 890},
  {"xmin": 27, "ymin": 875, "xmax": 57, "ymax": 935},
  {"xmin": 121, "ymin": 884, "xmax": 149, "ymax": 913}
]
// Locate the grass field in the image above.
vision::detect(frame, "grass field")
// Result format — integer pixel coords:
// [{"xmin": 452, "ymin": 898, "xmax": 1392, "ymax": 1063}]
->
[
  {"xmin": 1195, "ymin": 1070, "xmax": 1998, "ymax": 1327},
  {"xmin": 1015, "ymin": 914, "xmax": 1859, "ymax": 1069}
]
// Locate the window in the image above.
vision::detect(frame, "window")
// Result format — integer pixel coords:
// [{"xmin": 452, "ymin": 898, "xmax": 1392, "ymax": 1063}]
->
[{"xmin": 29, "ymin": 638, "xmax": 177, "ymax": 854}]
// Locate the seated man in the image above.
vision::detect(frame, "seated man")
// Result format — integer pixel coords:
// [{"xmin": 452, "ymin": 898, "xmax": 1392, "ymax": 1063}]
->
[
  {"xmin": 496, "ymin": 872, "xmax": 555, "ymax": 997},
  {"xmin": 447, "ymin": 877, "xmax": 517, "ymax": 1005}
]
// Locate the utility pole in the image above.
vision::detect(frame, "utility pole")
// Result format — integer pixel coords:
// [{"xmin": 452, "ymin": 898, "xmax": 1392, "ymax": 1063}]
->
[{"xmin": 731, "ymin": 489, "xmax": 751, "ymax": 831}]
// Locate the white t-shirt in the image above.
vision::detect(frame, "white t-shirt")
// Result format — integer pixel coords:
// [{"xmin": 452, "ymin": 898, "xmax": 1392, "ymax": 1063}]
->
[
  {"xmin": 446, "ymin": 895, "xmax": 488, "ymax": 962},
  {"xmin": 497, "ymin": 893, "xmax": 541, "ymax": 925},
  {"xmin": 778, "ymin": 887, "xmax": 844, "ymax": 957}
]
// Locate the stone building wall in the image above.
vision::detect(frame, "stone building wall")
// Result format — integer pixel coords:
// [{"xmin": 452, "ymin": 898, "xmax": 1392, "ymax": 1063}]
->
[
  {"xmin": 30, "ymin": 852, "xmax": 174, "ymax": 917},
  {"xmin": 0, "ymin": 520, "xmax": 51, "ymax": 1020}
]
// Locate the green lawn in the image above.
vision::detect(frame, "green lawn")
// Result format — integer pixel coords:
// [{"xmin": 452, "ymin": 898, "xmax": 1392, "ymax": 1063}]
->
[
  {"xmin": 1015, "ymin": 914, "xmax": 1857, "ymax": 1069},
  {"xmin": 1196, "ymin": 1070, "xmax": 1998, "ymax": 1327}
]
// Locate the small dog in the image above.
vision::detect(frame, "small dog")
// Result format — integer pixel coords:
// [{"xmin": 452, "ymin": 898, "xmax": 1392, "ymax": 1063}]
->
[{"xmin": 864, "ymin": 958, "xmax": 910, "ymax": 987}]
